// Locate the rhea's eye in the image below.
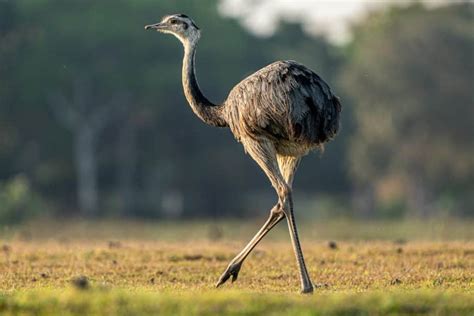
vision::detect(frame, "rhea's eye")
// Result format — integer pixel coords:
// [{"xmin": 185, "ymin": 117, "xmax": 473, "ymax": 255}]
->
[{"xmin": 169, "ymin": 19, "xmax": 177, "ymax": 25}]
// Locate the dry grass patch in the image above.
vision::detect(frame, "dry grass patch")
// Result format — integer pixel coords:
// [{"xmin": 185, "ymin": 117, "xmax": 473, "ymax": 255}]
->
[
  {"xmin": 1, "ymin": 220, "xmax": 473, "ymax": 314},
  {"xmin": 1, "ymin": 240, "xmax": 472, "ymax": 293}
]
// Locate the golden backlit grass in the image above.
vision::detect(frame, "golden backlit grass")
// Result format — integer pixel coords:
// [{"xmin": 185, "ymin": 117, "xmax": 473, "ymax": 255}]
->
[
  {"xmin": 0, "ymin": 220, "xmax": 473, "ymax": 315},
  {"xmin": 1, "ymin": 240, "xmax": 473, "ymax": 292}
]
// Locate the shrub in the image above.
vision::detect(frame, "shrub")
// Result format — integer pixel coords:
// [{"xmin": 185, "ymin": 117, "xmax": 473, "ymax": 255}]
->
[{"xmin": 0, "ymin": 175, "xmax": 47, "ymax": 224}]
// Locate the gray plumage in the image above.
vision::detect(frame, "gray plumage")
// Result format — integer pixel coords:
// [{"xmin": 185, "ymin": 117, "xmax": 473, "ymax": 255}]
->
[
  {"xmin": 145, "ymin": 14, "xmax": 341, "ymax": 294},
  {"xmin": 224, "ymin": 60, "xmax": 341, "ymax": 153}
]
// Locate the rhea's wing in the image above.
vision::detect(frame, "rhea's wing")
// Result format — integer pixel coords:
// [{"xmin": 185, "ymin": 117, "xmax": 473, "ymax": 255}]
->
[{"xmin": 225, "ymin": 61, "xmax": 341, "ymax": 144}]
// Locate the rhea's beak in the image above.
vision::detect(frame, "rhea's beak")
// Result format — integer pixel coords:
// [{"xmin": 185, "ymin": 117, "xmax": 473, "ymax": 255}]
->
[{"xmin": 144, "ymin": 22, "xmax": 166, "ymax": 31}]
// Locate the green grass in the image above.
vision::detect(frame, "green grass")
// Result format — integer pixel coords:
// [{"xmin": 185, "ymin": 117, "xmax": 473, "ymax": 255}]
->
[
  {"xmin": 1, "ymin": 219, "xmax": 473, "ymax": 315},
  {"xmin": 1, "ymin": 289, "xmax": 473, "ymax": 316}
]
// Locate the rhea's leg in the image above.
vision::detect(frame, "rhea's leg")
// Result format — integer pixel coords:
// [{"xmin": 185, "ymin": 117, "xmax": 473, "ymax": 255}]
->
[
  {"xmin": 281, "ymin": 186, "xmax": 313, "ymax": 293},
  {"xmin": 216, "ymin": 156, "xmax": 303, "ymax": 287},
  {"xmin": 218, "ymin": 138, "xmax": 312, "ymax": 293},
  {"xmin": 246, "ymin": 141, "xmax": 313, "ymax": 293},
  {"xmin": 215, "ymin": 204, "xmax": 284, "ymax": 287},
  {"xmin": 216, "ymin": 138, "xmax": 285, "ymax": 287},
  {"xmin": 278, "ymin": 155, "xmax": 313, "ymax": 293},
  {"xmin": 277, "ymin": 155, "xmax": 300, "ymax": 188}
]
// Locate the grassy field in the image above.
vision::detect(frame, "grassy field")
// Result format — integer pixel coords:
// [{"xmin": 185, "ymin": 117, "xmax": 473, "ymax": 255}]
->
[{"xmin": 0, "ymin": 219, "xmax": 473, "ymax": 315}]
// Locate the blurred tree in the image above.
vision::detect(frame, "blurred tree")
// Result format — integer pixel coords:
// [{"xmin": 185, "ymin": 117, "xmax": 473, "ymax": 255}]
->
[
  {"xmin": 49, "ymin": 78, "xmax": 129, "ymax": 216},
  {"xmin": 0, "ymin": 0, "xmax": 23, "ymax": 178},
  {"xmin": 11, "ymin": 0, "xmax": 472, "ymax": 220},
  {"xmin": 341, "ymin": 3, "xmax": 474, "ymax": 217}
]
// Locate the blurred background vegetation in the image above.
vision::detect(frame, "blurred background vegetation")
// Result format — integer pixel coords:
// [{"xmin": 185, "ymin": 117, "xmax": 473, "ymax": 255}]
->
[{"xmin": 0, "ymin": 0, "xmax": 472, "ymax": 223}]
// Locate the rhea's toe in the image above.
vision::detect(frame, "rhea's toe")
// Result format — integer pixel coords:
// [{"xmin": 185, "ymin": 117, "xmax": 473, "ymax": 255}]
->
[
  {"xmin": 215, "ymin": 273, "xmax": 230, "ymax": 288},
  {"xmin": 215, "ymin": 263, "xmax": 241, "ymax": 288}
]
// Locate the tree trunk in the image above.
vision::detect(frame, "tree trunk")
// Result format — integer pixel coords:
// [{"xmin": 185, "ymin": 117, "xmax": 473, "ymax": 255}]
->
[
  {"xmin": 75, "ymin": 125, "xmax": 98, "ymax": 216},
  {"xmin": 407, "ymin": 177, "xmax": 433, "ymax": 218},
  {"xmin": 352, "ymin": 184, "xmax": 375, "ymax": 219},
  {"xmin": 117, "ymin": 120, "xmax": 137, "ymax": 216}
]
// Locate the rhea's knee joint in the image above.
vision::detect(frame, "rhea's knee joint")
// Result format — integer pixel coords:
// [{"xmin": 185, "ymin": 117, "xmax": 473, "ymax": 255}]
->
[
  {"xmin": 278, "ymin": 184, "xmax": 291, "ymax": 198},
  {"xmin": 270, "ymin": 202, "xmax": 282, "ymax": 214}
]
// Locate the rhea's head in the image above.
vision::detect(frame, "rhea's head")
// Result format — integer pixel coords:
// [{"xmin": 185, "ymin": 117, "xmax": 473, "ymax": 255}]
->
[{"xmin": 145, "ymin": 14, "xmax": 200, "ymax": 45}]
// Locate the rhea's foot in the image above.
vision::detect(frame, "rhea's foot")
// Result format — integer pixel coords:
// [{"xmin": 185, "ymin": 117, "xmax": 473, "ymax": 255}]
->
[
  {"xmin": 301, "ymin": 285, "xmax": 314, "ymax": 294},
  {"xmin": 215, "ymin": 262, "xmax": 242, "ymax": 288}
]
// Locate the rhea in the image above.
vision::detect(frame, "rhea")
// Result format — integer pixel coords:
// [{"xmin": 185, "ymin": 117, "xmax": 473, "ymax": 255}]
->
[{"xmin": 145, "ymin": 14, "xmax": 341, "ymax": 293}]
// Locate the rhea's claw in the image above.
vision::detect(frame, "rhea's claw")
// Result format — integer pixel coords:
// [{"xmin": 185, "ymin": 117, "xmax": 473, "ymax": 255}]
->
[
  {"xmin": 215, "ymin": 274, "xmax": 229, "ymax": 288},
  {"xmin": 215, "ymin": 263, "xmax": 241, "ymax": 288}
]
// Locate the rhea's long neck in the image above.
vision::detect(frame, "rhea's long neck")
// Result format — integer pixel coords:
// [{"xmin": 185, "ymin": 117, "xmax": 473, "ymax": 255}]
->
[{"xmin": 182, "ymin": 42, "xmax": 227, "ymax": 127}]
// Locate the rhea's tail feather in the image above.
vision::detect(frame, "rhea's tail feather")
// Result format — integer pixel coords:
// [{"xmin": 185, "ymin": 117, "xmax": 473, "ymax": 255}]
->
[{"xmin": 320, "ymin": 95, "xmax": 341, "ymax": 143}]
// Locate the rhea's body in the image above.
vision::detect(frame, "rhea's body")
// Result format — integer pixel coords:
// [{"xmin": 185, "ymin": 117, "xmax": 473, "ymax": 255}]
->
[{"xmin": 224, "ymin": 60, "xmax": 341, "ymax": 157}]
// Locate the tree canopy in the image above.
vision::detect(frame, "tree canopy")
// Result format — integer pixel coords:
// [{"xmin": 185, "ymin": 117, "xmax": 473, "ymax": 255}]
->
[{"xmin": 341, "ymin": 3, "xmax": 474, "ymax": 216}]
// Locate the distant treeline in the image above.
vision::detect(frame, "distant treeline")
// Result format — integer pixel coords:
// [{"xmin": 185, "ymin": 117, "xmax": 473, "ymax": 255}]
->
[{"xmin": 0, "ymin": 0, "xmax": 472, "ymax": 221}]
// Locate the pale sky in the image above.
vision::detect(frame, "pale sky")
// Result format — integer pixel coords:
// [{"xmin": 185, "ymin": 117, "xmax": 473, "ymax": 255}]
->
[{"xmin": 218, "ymin": 0, "xmax": 464, "ymax": 44}]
